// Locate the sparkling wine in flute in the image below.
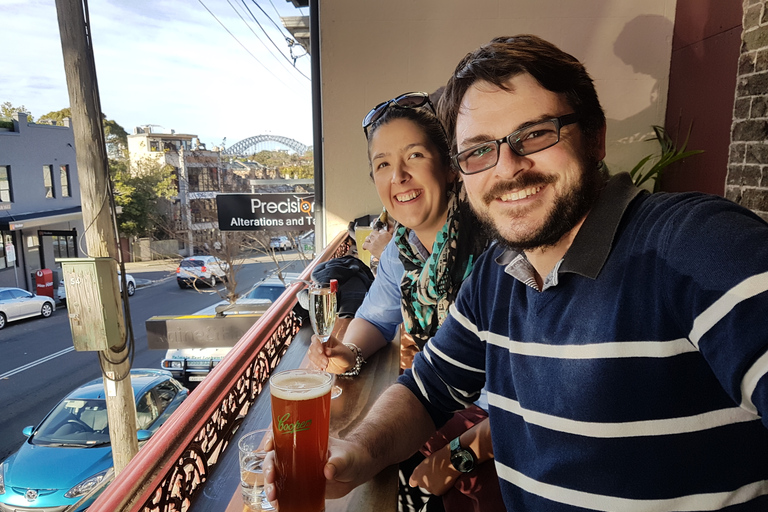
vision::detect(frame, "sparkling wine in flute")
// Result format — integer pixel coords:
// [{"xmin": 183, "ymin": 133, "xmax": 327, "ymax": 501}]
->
[{"xmin": 309, "ymin": 287, "xmax": 337, "ymax": 342}]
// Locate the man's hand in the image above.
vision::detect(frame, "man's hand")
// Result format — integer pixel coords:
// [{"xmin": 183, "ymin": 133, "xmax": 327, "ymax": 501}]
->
[
  {"xmin": 263, "ymin": 436, "xmax": 379, "ymax": 508},
  {"xmin": 307, "ymin": 334, "xmax": 355, "ymax": 374}
]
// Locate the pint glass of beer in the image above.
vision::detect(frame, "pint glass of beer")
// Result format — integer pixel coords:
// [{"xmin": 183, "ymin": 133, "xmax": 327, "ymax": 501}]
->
[{"xmin": 269, "ymin": 369, "xmax": 333, "ymax": 512}]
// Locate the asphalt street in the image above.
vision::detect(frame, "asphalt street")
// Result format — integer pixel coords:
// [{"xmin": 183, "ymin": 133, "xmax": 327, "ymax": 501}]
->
[{"xmin": 0, "ymin": 251, "xmax": 307, "ymax": 461}]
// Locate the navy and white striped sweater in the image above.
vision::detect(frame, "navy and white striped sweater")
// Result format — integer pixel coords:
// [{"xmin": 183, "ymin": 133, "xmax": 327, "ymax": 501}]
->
[{"xmin": 400, "ymin": 173, "xmax": 768, "ymax": 511}]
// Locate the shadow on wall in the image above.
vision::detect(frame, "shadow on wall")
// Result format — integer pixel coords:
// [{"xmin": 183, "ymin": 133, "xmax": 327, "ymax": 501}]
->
[{"xmin": 606, "ymin": 14, "xmax": 675, "ymax": 177}]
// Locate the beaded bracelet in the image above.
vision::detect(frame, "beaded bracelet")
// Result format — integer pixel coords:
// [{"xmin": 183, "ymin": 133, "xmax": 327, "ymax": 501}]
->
[{"xmin": 340, "ymin": 342, "xmax": 365, "ymax": 377}]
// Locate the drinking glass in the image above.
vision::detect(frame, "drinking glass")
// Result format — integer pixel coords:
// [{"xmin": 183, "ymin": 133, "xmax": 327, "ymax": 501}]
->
[
  {"xmin": 308, "ymin": 280, "xmax": 342, "ymax": 398},
  {"xmin": 270, "ymin": 369, "xmax": 334, "ymax": 512},
  {"xmin": 238, "ymin": 428, "xmax": 274, "ymax": 511}
]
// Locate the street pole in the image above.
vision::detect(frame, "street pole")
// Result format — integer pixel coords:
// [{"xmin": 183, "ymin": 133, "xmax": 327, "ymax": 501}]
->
[{"xmin": 55, "ymin": 0, "xmax": 139, "ymax": 474}]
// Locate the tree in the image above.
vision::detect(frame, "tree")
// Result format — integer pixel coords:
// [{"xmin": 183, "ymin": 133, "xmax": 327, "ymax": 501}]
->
[
  {"xmin": 110, "ymin": 157, "xmax": 176, "ymax": 238},
  {"xmin": 39, "ymin": 107, "xmax": 128, "ymax": 157},
  {"xmin": 1, "ymin": 101, "xmax": 34, "ymax": 121}
]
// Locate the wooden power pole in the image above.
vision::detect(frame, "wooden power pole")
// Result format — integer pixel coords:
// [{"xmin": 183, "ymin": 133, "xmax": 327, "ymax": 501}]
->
[{"xmin": 55, "ymin": 0, "xmax": 139, "ymax": 473}]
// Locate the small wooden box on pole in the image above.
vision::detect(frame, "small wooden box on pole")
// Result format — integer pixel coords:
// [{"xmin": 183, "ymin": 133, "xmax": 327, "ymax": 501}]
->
[{"xmin": 58, "ymin": 257, "xmax": 125, "ymax": 352}]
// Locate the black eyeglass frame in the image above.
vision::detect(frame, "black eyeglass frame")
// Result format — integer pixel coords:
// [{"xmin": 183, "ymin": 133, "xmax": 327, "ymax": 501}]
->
[
  {"xmin": 452, "ymin": 113, "xmax": 580, "ymax": 175},
  {"xmin": 362, "ymin": 92, "xmax": 436, "ymax": 137}
]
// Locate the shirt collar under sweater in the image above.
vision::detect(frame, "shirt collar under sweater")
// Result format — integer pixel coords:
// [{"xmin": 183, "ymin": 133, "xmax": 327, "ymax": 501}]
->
[{"xmin": 495, "ymin": 172, "xmax": 645, "ymax": 290}]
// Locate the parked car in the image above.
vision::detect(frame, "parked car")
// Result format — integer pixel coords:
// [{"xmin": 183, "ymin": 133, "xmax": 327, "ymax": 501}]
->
[
  {"xmin": 0, "ymin": 287, "xmax": 55, "ymax": 330},
  {"xmin": 0, "ymin": 369, "xmax": 188, "ymax": 512},
  {"xmin": 269, "ymin": 236, "xmax": 293, "ymax": 251},
  {"xmin": 161, "ymin": 273, "xmax": 303, "ymax": 385},
  {"xmin": 176, "ymin": 255, "xmax": 228, "ymax": 288},
  {"xmin": 57, "ymin": 272, "xmax": 136, "ymax": 307}
]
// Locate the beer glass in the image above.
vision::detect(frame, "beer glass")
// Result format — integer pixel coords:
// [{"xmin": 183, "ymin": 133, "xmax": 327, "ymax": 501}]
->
[{"xmin": 270, "ymin": 369, "xmax": 333, "ymax": 512}]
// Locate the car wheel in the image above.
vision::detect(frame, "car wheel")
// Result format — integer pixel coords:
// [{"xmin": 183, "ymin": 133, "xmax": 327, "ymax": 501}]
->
[
  {"xmin": 127, "ymin": 281, "xmax": 136, "ymax": 296},
  {"xmin": 0, "ymin": 313, "xmax": 5, "ymax": 330},
  {"xmin": 60, "ymin": 298, "xmax": 67, "ymax": 308},
  {"xmin": 209, "ymin": 275, "xmax": 216, "ymax": 287},
  {"xmin": 41, "ymin": 303, "xmax": 53, "ymax": 318},
  {"xmin": 178, "ymin": 281, "xmax": 187, "ymax": 289}
]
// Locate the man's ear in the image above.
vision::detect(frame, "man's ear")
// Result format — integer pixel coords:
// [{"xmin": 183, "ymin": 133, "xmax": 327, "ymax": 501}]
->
[{"xmin": 596, "ymin": 123, "xmax": 607, "ymax": 161}]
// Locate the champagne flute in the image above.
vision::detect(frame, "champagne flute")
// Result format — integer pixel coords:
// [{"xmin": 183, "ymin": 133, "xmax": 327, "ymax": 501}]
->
[{"xmin": 309, "ymin": 279, "xmax": 342, "ymax": 398}]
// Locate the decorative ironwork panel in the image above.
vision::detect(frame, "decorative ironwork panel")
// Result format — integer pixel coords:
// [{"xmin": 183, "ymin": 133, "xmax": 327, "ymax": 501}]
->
[{"xmin": 140, "ymin": 312, "xmax": 302, "ymax": 511}]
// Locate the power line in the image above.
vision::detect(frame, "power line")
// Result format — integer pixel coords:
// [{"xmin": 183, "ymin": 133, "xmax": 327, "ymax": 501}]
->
[
  {"xmin": 240, "ymin": 0, "xmax": 310, "ymax": 80},
  {"xmin": 197, "ymin": 0, "xmax": 297, "ymax": 90},
  {"xmin": 228, "ymin": 0, "xmax": 309, "ymax": 82}
]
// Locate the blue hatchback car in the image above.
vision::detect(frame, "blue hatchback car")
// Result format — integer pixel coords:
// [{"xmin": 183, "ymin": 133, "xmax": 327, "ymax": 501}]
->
[{"xmin": 0, "ymin": 369, "xmax": 188, "ymax": 511}]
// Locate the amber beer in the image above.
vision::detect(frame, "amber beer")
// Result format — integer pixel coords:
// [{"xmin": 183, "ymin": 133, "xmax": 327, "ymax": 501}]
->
[{"xmin": 270, "ymin": 369, "xmax": 333, "ymax": 512}]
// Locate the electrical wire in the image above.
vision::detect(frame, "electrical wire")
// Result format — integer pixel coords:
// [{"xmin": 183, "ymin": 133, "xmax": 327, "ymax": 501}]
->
[
  {"xmin": 241, "ymin": 0, "xmax": 310, "ymax": 77},
  {"xmin": 197, "ymin": 0, "xmax": 298, "ymax": 90},
  {"xmin": 226, "ymin": 0, "xmax": 308, "ymax": 83}
]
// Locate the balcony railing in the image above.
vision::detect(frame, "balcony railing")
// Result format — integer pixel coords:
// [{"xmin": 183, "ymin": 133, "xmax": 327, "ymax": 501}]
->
[{"xmin": 89, "ymin": 231, "xmax": 351, "ymax": 512}]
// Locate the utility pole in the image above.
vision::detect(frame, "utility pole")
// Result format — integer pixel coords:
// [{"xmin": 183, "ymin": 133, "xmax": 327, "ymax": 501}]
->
[{"xmin": 55, "ymin": 0, "xmax": 139, "ymax": 473}]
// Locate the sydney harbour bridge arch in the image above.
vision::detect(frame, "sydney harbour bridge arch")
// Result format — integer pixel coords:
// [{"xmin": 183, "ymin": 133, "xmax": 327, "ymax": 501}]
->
[{"xmin": 223, "ymin": 134, "xmax": 309, "ymax": 156}]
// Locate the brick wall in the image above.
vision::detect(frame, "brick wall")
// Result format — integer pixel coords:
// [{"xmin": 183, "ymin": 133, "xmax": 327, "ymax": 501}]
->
[{"xmin": 727, "ymin": 0, "xmax": 768, "ymax": 221}]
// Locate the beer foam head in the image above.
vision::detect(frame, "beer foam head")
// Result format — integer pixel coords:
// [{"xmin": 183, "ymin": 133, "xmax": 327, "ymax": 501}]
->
[{"xmin": 270, "ymin": 369, "xmax": 333, "ymax": 401}]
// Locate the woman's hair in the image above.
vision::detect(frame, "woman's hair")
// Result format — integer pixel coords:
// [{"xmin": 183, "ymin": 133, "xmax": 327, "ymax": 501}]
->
[
  {"xmin": 366, "ymin": 105, "xmax": 452, "ymax": 176},
  {"xmin": 439, "ymin": 34, "xmax": 606, "ymax": 158}
]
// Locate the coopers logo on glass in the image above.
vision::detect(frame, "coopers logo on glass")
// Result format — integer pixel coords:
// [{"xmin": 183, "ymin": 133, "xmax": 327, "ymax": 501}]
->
[{"xmin": 251, "ymin": 197, "xmax": 314, "ymax": 215}]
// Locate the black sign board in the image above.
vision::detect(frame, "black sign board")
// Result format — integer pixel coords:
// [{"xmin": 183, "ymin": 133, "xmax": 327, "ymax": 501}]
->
[{"xmin": 216, "ymin": 193, "xmax": 314, "ymax": 232}]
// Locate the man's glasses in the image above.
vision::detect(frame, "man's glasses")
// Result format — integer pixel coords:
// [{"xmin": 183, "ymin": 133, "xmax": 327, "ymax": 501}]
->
[
  {"xmin": 362, "ymin": 92, "xmax": 436, "ymax": 137},
  {"xmin": 452, "ymin": 113, "xmax": 580, "ymax": 175}
]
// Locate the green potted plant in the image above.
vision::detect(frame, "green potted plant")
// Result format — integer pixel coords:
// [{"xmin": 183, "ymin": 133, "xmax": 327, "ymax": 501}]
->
[{"xmin": 629, "ymin": 124, "xmax": 703, "ymax": 192}]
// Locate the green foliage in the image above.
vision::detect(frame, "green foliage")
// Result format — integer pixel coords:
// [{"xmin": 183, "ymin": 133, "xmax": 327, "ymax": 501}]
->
[
  {"xmin": 0, "ymin": 120, "xmax": 13, "ymax": 130},
  {"xmin": 110, "ymin": 157, "xmax": 177, "ymax": 237},
  {"xmin": 1, "ymin": 101, "xmax": 33, "ymax": 122},
  {"xmin": 37, "ymin": 107, "xmax": 72, "ymax": 124},
  {"xmin": 629, "ymin": 125, "xmax": 703, "ymax": 193},
  {"xmin": 38, "ymin": 108, "xmax": 127, "ymax": 156},
  {"xmin": 281, "ymin": 163, "xmax": 314, "ymax": 179}
]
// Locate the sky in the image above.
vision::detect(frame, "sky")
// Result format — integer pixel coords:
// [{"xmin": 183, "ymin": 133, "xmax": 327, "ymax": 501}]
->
[{"xmin": 0, "ymin": 0, "xmax": 313, "ymax": 150}]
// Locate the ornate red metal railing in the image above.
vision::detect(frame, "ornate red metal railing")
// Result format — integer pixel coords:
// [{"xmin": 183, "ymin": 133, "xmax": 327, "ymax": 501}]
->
[{"xmin": 89, "ymin": 231, "xmax": 351, "ymax": 512}]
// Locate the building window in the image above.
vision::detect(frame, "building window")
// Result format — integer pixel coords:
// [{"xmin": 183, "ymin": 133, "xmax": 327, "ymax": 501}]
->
[
  {"xmin": 190, "ymin": 198, "xmax": 217, "ymax": 224},
  {"xmin": 0, "ymin": 233, "xmax": 9, "ymax": 270},
  {"xmin": 60, "ymin": 165, "xmax": 71, "ymax": 197},
  {"xmin": 149, "ymin": 139, "xmax": 161, "ymax": 152},
  {"xmin": 52, "ymin": 235, "xmax": 75, "ymax": 259},
  {"xmin": 44, "ymin": 165, "xmax": 55, "ymax": 198},
  {"xmin": 189, "ymin": 167, "xmax": 219, "ymax": 192},
  {"xmin": 0, "ymin": 166, "xmax": 11, "ymax": 202}
]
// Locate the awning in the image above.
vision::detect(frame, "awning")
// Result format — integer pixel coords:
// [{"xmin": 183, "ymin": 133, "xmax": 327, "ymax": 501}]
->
[{"xmin": 0, "ymin": 206, "xmax": 83, "ymax": 231}]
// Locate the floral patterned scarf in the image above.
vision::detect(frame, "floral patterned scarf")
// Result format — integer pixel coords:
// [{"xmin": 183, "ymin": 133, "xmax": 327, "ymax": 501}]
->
[{"xmin": 395, "ymin": 181, "xmax": 477, "ymax": 349}]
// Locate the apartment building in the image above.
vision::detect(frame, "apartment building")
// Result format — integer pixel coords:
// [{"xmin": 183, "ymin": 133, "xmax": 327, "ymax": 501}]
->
[{"xmin": 127, "ymin": 127, "xmax": 223, "ymax": 256}]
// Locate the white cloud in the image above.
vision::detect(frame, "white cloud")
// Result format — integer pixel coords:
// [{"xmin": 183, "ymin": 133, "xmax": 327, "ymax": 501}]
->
[{"xmin": 0, "ymin": 0, "xmax": 313, "ymax": 148}]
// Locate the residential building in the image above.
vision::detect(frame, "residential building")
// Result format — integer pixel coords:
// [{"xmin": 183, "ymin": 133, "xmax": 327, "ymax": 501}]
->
[
  {"xmin": 127, "ymin": 127, "xmax": 223, "ymax": 257},
  {"xmin": 0, "ymin": 112, "xmax": 83, "ymax": 290}
]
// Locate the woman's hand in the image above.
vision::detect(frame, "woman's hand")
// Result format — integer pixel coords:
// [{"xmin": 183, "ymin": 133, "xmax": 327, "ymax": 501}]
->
[
  {"xmin": 308, "ymin": 334, "xmax": 355, "ymax": 374},
  {"xmin": 409, "ymin": 443, "xmax": 460, "ymax": 496},
  {"xmin": 363, "ymin": 224, "xmax": 393, "ymax": 260}
]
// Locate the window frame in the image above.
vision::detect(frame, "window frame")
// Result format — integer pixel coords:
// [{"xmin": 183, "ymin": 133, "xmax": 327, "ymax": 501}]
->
[
  {"xmin": 60, "ymin": 164, "xmax": 71, "ymax": 197},
  {"xmin": 0, "ymin": 165, "xmax": 12, "ymax": 203},
  {"xmin": 44, "ymin": 165, "xmax": 56, "ymax": 198}
]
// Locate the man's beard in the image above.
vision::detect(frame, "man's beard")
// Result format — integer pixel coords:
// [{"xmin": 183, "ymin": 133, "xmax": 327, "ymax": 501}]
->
[{"xmin": 474, "ymin": 158, "xmax": 606, "ymax": 251}]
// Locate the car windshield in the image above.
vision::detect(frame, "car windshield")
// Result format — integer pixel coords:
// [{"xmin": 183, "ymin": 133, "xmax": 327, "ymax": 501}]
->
[
  {"xmin": 245, "ymin": 284, "xmax": 286, "ymax": 302},
  {"xmin": 180, "ymin": 260, "xmax": 204, "ymax": 268},
  {"xmin": 32, "ymin": 398, "xmax": 111, "ymax": 447}
]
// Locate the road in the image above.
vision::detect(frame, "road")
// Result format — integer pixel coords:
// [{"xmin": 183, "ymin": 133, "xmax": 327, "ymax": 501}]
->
[{"xmin": 0, "ymin": 253, "xmax": 307, "ymax": 461}]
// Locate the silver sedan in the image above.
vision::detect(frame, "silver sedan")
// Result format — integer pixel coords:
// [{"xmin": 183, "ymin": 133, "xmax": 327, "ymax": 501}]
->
[{"xmin": 0, "ymin": 287, "xmax": 56, "ymax": 330}]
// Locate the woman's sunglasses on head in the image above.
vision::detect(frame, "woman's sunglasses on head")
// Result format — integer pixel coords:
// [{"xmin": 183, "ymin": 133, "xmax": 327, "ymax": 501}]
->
[{"xmin": 362, "ymin": 92, "xmax": 436, "ymax": 137}]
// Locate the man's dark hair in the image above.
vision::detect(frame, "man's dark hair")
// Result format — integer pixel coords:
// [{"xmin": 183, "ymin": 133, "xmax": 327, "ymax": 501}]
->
[{"xmin": 439, "ymin": 35, "xmax": 605, "ymax": 157}]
